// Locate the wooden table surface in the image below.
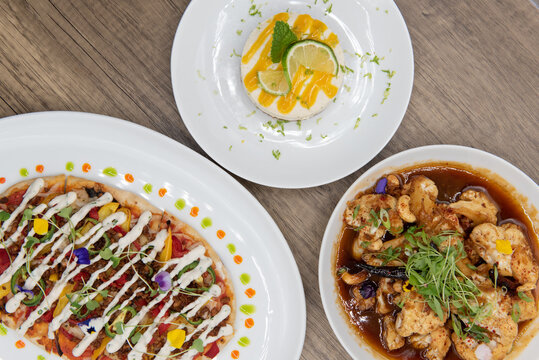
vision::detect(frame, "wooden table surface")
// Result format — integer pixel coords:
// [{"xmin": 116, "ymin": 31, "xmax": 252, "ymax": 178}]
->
[{"xmin": 0, "ymin": 1, "xmax": 537, "ymax": 359}]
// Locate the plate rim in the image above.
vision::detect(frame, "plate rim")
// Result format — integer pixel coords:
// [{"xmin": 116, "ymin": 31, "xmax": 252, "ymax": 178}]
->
[
  {"xmin": 0, "ymin": 110, "xmax": 307, "ymax": 360},
  {"xmin": 170, "ymin": 0, "xmax": 415, "ymax": 189},
  {"xmin": 318, "ymin": 144, "xmax": 539, "ymax": 360}
]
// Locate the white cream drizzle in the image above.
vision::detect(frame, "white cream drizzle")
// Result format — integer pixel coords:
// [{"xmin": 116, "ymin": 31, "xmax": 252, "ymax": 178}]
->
[
  {"xmin": 156, "ymin": 305, "xmax": 233, "ymax": 360},
  {"xmin": 12, "ymin": 212, "xmax": 128, "ymax": 330},
  {"xmin": 128, "ymin": 298, "xmax": 179, "ymax": 360},
  {"xmin": 1, "ymin": 182, "xmax": 231, "ymax": 358},
  {"xmin": 0, "ymin": 178, "xmax": 44, "ymax": 233}
]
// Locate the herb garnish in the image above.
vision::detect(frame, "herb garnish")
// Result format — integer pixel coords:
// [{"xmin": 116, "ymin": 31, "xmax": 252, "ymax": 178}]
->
[{"xmin": 270, "ymin": 21, "xmax": 298, "ymax": 63}]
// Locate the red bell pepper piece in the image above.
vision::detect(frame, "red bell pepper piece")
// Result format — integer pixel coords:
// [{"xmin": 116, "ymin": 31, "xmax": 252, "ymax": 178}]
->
[
  {"xmin": 205, "ymin": 342, "xmax": 220, "ymax": 358},
  {"xmin": 7, "ymin": 190, "xmax": 24, "ymax": 205},
  {"xmin": 112, "ymin": 273, "xmax": 128, "ymax": 288},
  {"xmin": 158, "ymin": 322, "xmax": 171, "ymax": 335},
  {"xmin": 73, "ymin": 271, "xmax": 90, "ymax": 282},
  {"xmin": 0, "ymin": 249, "xmax": 10, "ymax": 274},
  {"xmin": 171, "ymin": 235, "xmax": 188, "ymax": 258},
  {"xmin": 89, "ymin": 207, "xmax": 99, "ymax": 220}
]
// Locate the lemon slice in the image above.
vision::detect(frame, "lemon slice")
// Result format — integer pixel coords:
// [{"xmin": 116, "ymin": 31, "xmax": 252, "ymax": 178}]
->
[
  {"xmin": 282, "ymin": 39, "xmax": 338, "ymax": 85},
  {"xmin": 257, "ymin": 70, "xmax": 291, "ymax": 96}
]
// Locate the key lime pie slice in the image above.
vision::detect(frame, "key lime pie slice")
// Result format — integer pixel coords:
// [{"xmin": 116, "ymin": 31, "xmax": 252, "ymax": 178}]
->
[{"xmin": 241, "ymin": 13, "xmax": 344, "ymax": 121}]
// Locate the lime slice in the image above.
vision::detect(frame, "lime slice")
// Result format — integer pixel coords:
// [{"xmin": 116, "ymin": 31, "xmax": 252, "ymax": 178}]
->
[
  {"xmin": 282, "ymin": 39, "xmax": 339, "ymax": 85},
  {"xmin": 257, "ymin": 70, "xmax": 291, "ymax": 96}
]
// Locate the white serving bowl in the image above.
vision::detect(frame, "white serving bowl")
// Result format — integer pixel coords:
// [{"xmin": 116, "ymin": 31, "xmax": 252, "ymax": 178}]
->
[{"xmin": 319, "ymin": 145, "xmax": 539, "ymax": 360}]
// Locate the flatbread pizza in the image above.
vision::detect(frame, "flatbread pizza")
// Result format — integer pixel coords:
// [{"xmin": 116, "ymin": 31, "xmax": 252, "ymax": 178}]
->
[{"xmin": 0, "ymin": 176, "xmax": 235, "ymax": 360}]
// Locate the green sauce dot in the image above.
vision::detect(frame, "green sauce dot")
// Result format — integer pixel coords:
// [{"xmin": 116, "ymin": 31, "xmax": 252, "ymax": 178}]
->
[
  {"xmin": 227, "ymin": 243, "xmax": 236, "ymax": 254},
  {"xmin": 65, "ymin": 162, "xmax": 74, "ymax": 172},
  {"xmin": 175, "ymin": 199, "xmax": 186, "ymax": 210},
  {"xmin": 0, "ymin": 322, "xmax": 7, "ymax": 336},
  {"xmin": 143, "ymin": 183, "xmax": 153, "ymax": 194},
  {"xmin": 103, "ymin": 167, "xmax": 118, "ymax": 177},
  {"xmin": 240, "ymin": 273, "xmax": 251, "ymax": 285},
  {"xmin": 19, "ymin": 168, "xmax": 29, "ymax": 177},
  {"xmin": 240, "ymin": 304, "xmax": 256, "ymax": 316},
  {"xmin": 201, "ymin": 217, "xmax": 212, "ymax": 229},
  {"xmin": 238, "ymin": 336, "xmax": 251, "ymax": 347},
  {"xmin": 37, "ymin": 356, "xmax": 46, "ymax": 360}
]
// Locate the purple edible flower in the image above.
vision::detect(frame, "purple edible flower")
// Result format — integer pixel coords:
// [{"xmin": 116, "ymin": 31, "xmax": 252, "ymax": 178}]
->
[
  {"xmin": 78, "ymin": 318, "xmax": 96, "ymax": 334},
  {"xmin": 375, "ymin": 177, "xmax": 388, "ymax": 194},
  {"xmin": 155, "ymin": 271, "xmax": 172, "ymax": 291},
  {"xmin": 73, "ymin": 247, "xmax": 91, "ymax": 265},
  {"xmin": 16, "ymin": 285, "xmax": 34, "ymax": 299},
  {"xmin": 359, "ymin": 280, "xmax": 378, "ymax": 299}
]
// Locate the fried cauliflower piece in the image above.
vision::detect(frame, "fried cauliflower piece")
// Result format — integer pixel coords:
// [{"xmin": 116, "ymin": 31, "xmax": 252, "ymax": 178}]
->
[
  {"xmin": 424, "ymin": 327, "xmax": 451, "ymax": 360},
  {"xmin": 382, "ymin": 315, "xmax": 405, "ymax": 350},
  {"xmin": 452, "ymin": 313, "xmax": 518, "ymax": 360},
  {"xmin": 448, "ymin": 189, "xmax": 498, "ymax": 226},
  {"xmin": 395, "ymin": 292, "xmax": 447, "ymax": 337},
  {"xmin": 470, "ymin": 223, "xmax": 539, "ymax": 291},
  {"xmin": 345, "ymin": 194, "xmax": 403, "ymax": 258},
  {"xmin": 402, "ymin": 176, "xmax": 439, "ymax": 222},
  {"xmin": 513, "ymin": 291, "xmax": 537, "ymax": 322}
]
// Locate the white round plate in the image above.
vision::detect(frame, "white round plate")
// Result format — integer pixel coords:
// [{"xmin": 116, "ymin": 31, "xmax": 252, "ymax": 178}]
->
[
  {"xmin": 0, "ymin": 112, "xmax": 306, "ymax": 360},
  {"xmin": 319, "ymin": 145, "xmax": 539, "ymax": 359},
  {"xmin": 171, "ymin": 0, "xmax": 414, "ymax": 188}
]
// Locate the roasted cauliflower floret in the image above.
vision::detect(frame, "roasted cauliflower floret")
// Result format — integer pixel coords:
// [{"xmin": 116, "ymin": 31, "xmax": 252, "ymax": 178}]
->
[
  {"xmin": 382, "ymin": 315, "xmax": 405, "ymax": 350},
  {"xmin": 470, "ymin": 223, "xmax": 539, "ymax": 291},
  {"xmin": 395, "ymin": 292, "xmax": 447, "ymax": 337},
  {"xmin": 513, "ymin": 291, "xmax": 537, "ymax": 322},
  {"xmin": 351, "ymin": 285, "xmax": 376, "ymax": 311},
  {"xmin": 424, "ymin": 326, "xmax": 451, "ymax": 360},
  {"xmin": 448, "ymin": 189, "xmax": 498, "ymax": 226},
  {"xmin": 452, "ymin": 313, "xmax": 518, "ymax": 360},
  {"xmin": 345, "ymin": 194, "xmax": 403, "ymax": 257},
  {"xmin": 376, "ymin": 278, "xmax": 396, "ymax": 315},
  {"xmin": 402, "ymin": 175, "xmax": 439, "ymax": 222}
]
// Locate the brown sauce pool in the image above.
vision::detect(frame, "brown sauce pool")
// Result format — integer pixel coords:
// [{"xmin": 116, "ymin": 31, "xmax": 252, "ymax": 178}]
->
[{"xmin": 335, "ymin": 164, "xmax": 539, "ymax": 360}]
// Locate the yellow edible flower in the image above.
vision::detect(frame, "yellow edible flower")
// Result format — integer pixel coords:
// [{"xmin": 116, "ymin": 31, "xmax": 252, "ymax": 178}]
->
[
  {"xmin": 167, "ymin": 328, "xmax": 186, "ymax": 349},
  {"xmin": 496, "ymin": 239, "xmax": 513, "ymax": 255},
  {"xmin": 403, "ymin": 280, "xmax": 414, "ymax": 292},
  {"xmin": 33, "ymin": 218, "xmax": 49, "ymax": 235}
]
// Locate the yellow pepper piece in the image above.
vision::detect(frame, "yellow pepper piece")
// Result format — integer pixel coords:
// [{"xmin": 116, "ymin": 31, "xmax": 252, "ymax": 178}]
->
[
  {"xmin": 91, "ymin": 337, "xmax": 111, "ymax": 360},
  {"xmin": 0, "ymin": 282, "xmax": 11, "ymax": 299},
  {"xmin": 496, "ymin": 239, "xmax": 513, "ymax": 255},
  {"xmin": 167, "ymin": 328, "xmax": 186, "ymax": 349},
  {"xmin": 98, "ymin": 202, "xmax": 120, "ymax": 222},
  {"xmin": 53, "ymin": 283, "xmax": 75, "ymax": 317},
  {"xmin": 159, "ymin": 229, "xmax": 173, "ymax": 263},
  {"xmin": 116, "ymin": 207, "xmax": 131, "ymax": 233},
  {"xmin": 79, "ymin": 221, "xmax": 94, "ymax": 237},
  {"xmin": 49, "ymin": 273, "xmax": 58, "ymax": 282},
  {"xmin": 33, "ymin": 218, "xmax": 49, "ymax": 235}
]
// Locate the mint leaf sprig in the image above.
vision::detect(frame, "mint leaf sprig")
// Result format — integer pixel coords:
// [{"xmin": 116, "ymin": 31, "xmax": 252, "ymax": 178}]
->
[{"xmin": 270, "ymin": 21, "xmax": 297, "ymax": 63}]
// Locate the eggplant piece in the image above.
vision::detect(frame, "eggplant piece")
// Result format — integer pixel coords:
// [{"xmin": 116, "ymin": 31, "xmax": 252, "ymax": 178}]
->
[
  {"xmin": 352, "ymin": 262, "xmax": 408, "ymax": 280},
  {"xmin": 489, "ymin": 269, "xmax": 518, "ymax": 291}
]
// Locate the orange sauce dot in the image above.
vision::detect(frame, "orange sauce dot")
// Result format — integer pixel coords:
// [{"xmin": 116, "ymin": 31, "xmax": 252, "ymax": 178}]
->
[
  {"xmin": 234, "ymin": 255, "xmax": 243, "ymax": 264},
  {"xmin": 245, "ymin": 318, "xmax": 255, "ymax": 328},
  {"xmin": 158, "ymin": 188, "xmax": 167, "ymax": 197},
  {"xmin": 15, "ymin": 340, "xmax": 25, "ymax": 349},
  {"xmin": 125, "ymin": 173, "xmax": 134, "ymax": 183},
  {"xmin": 231, "ymin": 350, "xmax": 240, "ymax": 359},
  {"xmin": 35, "ymin": 164, "xmax": 44, "ymax": 173},
  {"xmin": 0, "ymin": 177, "xmax": 6, "ymax": 184},
  {"xmin": 217, "ymin": 230, "xmax": 226, "ymax": 239},
  {"xmin": 82, "ymin": 163, "xmax": 91, "ymax": 173},
  {"xmin": 190, "ymin": 207, "xmax": 199, "ymax": 217},
  {"xmin": 245, "ymin": 288, "xmax": 256, "ymax": 298}
]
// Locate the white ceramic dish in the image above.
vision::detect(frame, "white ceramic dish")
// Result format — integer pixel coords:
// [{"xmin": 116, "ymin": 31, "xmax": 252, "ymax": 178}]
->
[
  {"xmin": 171, "ymin": 0, "xmax": 414, "ymax": 188},
  {"xmin": 319, "ymin": 145, "xmax": 539, "ymax": 360},
  {"xmin": 0, "ymin": 112, "xmax": 306, "ymax": 360}
]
